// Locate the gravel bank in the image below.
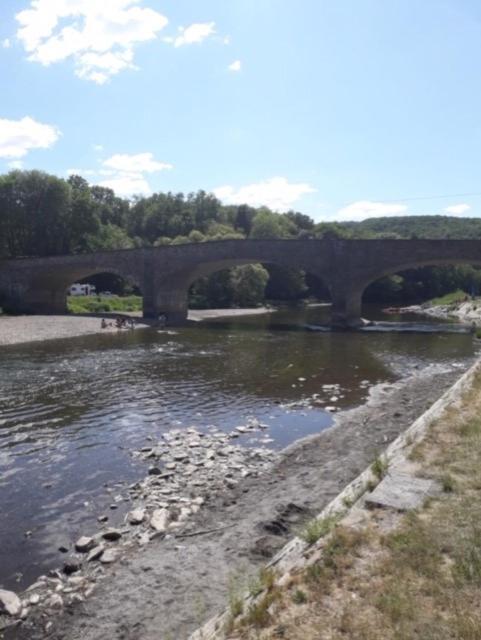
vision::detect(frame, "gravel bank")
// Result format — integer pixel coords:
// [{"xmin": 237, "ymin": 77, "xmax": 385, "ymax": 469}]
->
[
  {"xmin": 12, "ymin": 360, "xmax": 472, "ymax": 640},
  {"xmin": 0, "ymin": 315, "xmax": 150, "ymax": 346},
  {"xmin": 0, "ymin": 308, "xmax": 274, "ymax": 347}
]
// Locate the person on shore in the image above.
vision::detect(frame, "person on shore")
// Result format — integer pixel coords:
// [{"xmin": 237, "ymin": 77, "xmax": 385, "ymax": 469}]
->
[{"xmin": 101, "ymin": 318, "xmax": 107, "ymax": 329}]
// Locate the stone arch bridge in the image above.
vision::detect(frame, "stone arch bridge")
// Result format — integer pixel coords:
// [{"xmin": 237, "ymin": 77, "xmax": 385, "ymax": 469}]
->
[{"xmin": 1, "ymin": 238, "xmax": 480, "ymax": 328}]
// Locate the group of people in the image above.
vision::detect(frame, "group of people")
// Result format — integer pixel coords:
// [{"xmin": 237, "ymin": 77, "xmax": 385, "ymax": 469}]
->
[
  {"xmin": 100, "ymin": 316, "xmax": 135, "ymax": 330},
  {"xmin": 100, "ymin": 313, "xmax": 167, "ymax": 330}
]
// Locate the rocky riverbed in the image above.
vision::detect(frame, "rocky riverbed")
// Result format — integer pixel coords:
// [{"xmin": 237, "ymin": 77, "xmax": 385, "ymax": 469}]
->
[
  {"xmin": 392, "ymin": 300, "xmax": 481, "ymax": 324},
  {"xmin": 0, "ymin": 421, "xmax": 276, "ymax": 637},
  {"xmin": 1, "ymin": 358, "xmax": 473, "ymax": 640}
]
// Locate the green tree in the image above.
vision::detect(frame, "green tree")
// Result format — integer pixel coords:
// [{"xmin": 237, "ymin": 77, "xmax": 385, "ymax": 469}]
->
[
  {"xmin": 230, "ymin": 264, "xmax": 269, "ymax": 306},
  {"xmin": 83, "ymin": 223, "xmax": 134, "ymax": 251},
  {"xmin": 265, "ymin": 265, "xmax": 308, "ymax": 300},
  {"xmin": 250, "ymin": 209, "xmax": 296, "ymax": 239}
]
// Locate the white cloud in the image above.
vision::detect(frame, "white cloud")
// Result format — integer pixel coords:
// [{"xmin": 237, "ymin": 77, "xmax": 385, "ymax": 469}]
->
[
  {"xmin": 223, "ymin": 36, "xmax": 231, "ymax": 45},
  {"xmin": 92, "ymin": 144, "xmax": 103, "ymax": 152},
  {"xmin": 0, "ymin": 116, "xmax": 60, "ymax": 158},
  {"xmin": 15, "ymin": 0, "xmax": 168, "ymax": 84},
  {"xmin": 69, "ymin": 151, "xmax": 173, "ymax": 196},
  {"xmin": 174, "ymin": 22, "xmax": 215, "ymax": 47},
  {"xmin": 2, "ymin": 39, "xmax": 11, "ymax": 48},
  {"xmin": 228, "ymin": 59, "xmax": 241, "ymax": 72},
  {"xmin": 8, "ymin": 160, "xmax": 24, "ymax": 169},
  {"xmin": 67, "ymin": 167, "xmax": 96, "ymax": 176},
  {"xmin": 335, "ymin": 200, "xmax": 408, "ymax": 221},
  {"xmin": 213, "ymin": 177, "xmax": 316, "ymax": 212},
  {"xmin": 445, "ymin": 203, "xmax": 471, "ymax": 215},
  {"xmin": 103, "ymin": 152, "xmax": 172, "ymax": 173},
  {"xmin": 99, "ymin": 173, "xmax": 151, "ymax": 196}
]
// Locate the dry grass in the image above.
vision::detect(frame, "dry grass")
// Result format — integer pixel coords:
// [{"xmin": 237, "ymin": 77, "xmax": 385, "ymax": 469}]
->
[{"xmin": 229, "ymin": 372, "xmax": 481, "ymax": 639}]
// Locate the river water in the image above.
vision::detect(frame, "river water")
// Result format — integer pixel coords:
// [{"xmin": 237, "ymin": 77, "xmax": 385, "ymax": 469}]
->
[{"xmin": 0, "ymin": 305, "xmax": 477, "ymax": 590}]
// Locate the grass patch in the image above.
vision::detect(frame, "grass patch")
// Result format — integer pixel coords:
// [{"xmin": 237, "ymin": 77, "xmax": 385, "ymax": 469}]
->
[
  {"xmin": 291, "ymin": 589, "xmax": 307, "ymax": 604},
  {"xmin": 67, "ymin": 294, "xmax": 142, "ymax": 314},
  {"xmin": 428, "ymin": 289, "xmax": 470, "ymax": 306},
  {"xmin": 248, "ymin": 568, "xmax": 276, "ymax": 599},
  {"xmin": 371, "ymin": 455, "xmax": 389, "ymax": 480},
  {"xmin": 440, "ymin": 472, "xmax": 456, "ymax": 493},
  {"xmin": 299, "ymin": 515, "xmax": 338, "ymax": 545}
]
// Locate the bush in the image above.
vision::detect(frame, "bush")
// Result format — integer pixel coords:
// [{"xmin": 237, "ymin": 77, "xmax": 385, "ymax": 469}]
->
[{"xmin": 67, "ymin": 295, "xmax": 142, "ymax": 314}]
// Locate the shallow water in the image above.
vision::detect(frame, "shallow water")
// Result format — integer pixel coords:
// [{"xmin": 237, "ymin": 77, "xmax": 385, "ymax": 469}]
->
[{"xmin": 0, "ymin": 305, "xmax": 476, "ymax": 590}]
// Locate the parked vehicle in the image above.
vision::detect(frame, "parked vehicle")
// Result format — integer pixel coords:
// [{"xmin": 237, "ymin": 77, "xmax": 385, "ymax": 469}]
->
[{"xmin": 68, "ymin": 283, "xmax": 96, "ymax": 296}]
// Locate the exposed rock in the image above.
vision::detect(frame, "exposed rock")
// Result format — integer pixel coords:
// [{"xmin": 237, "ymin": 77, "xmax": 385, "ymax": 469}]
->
[
  {"xmin": 173, "ymin": 451, "xmax": 189, "ymax": 462},
  {"xmin": 137, "ymin": 532, "xmax": 150, "ymax": 545},
  {"xmin": 150, "ymin": 508, "xmax": 169, "ymax": 532},
  {"xmin": 97, "ymin": 515, "xmax": 109, "ymax": 523},
  {"xmin": 69, "ymin": 593, "xmax": 84, "ymax": 604},
  {"xmin": 67, "ymin": 576, "xmax": 85, "ymax": 587},
  {"xmin": 48, "ymin": 594, "xmax": 63, "ymax": 610},
  {"xmin": 101, "ymin": 528, "xmax": 122, "ymax": 541},
  {"xmin": 100, "ymin": 549, "xmax": 118, "ymax": 564},
  {"xmin": 127, "ymin": 508, "xmax": 145, "ymax": 525},
  {"xmin": 28, "ymin": 594, "xmax": 40, "ymax": 605},
  {"xmin": 63, "ymin": 558, "xmax": 81, "ymax": 575},
  {"xmin": 0, "ymin": 589, "xmax": 22, "ymax": 616},
  {"xmin": 87, "ymin": 545, "xmax": 105, "ymax": 562},
  {"xmin": 148, "ymin": 466, "xmax": 162, "ymax": 475},
  {"xmin": 75, "ymin": 536, "xmax": 94, "ymax": 552}
]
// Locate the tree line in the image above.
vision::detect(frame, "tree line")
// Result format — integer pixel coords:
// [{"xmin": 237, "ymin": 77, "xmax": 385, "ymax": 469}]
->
[{"xmin": 1, "ymin": 169, "xmax": 481, "ymax": 307}]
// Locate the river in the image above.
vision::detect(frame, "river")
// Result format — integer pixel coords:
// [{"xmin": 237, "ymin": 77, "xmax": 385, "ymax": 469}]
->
[{"xmin": 0, "ymin": 305, "xmax": 477, "ymax": 591}]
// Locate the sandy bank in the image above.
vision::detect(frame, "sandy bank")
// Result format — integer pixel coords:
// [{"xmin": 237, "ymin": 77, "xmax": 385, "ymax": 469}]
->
[
  {"xmin": 0, "ymin": 308, "xmax": 274, "ymax": 347},
  {"xmin": 0, "ymin": 315, "xmax": 152, "ymax": 346},
  {"xmin": 14, "ymin": 359, "xmax": 473, "ymax": 640}
]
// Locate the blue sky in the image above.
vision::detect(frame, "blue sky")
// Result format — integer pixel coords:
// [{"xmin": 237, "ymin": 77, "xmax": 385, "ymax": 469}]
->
[{"xmin": 1, "ymin": 0, "xmax": 481, "ymax": 221}]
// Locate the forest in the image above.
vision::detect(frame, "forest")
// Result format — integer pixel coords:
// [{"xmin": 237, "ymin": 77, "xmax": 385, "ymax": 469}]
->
[{"xmin": 1, "ymin": 169, "xmax": 481, "ymax": 308}]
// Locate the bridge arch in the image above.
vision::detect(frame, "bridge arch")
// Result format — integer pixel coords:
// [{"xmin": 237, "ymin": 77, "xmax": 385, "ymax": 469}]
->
[
  {"xmin": 2, "ymin": 261, "xmax": 143, "ymax": 315},
  {"xmin": 150, "ymin": 256, "xmax": 332, "ymax": 323},
  {"xmin": 358, "ymin": 257, "xmax": 481, "ymax": 321}
]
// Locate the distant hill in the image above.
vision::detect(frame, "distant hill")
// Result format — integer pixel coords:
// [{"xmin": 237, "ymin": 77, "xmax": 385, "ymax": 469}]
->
[{"xmin": 339, "ymin": 215, "xmax": 481, "ymax": 239}]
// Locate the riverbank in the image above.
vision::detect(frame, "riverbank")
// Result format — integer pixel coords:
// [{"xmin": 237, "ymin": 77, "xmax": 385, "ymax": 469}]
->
[
  {"xmin": 6, "ymin": 358, "xmax": 473, "ymax": 640},
  {"xmin": 225, "ymin": 360, "xmax": 481, "ymax": 639},
  {"xmin": 0, "ymin": 315, "xmax": 150, "ymax": 346},
  {"xmin": 0, "ymin": 308, "xmax": 274, "ymax": 346},
  {"xmin": 387, "ymin": 297, "xmax": 481, "ymax": 324}
]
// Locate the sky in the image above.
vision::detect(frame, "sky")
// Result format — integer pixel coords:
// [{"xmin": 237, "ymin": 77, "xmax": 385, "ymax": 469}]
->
[{"xmin": 1, "ymin": 0, "xmax": 481, "ymax": 222}]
